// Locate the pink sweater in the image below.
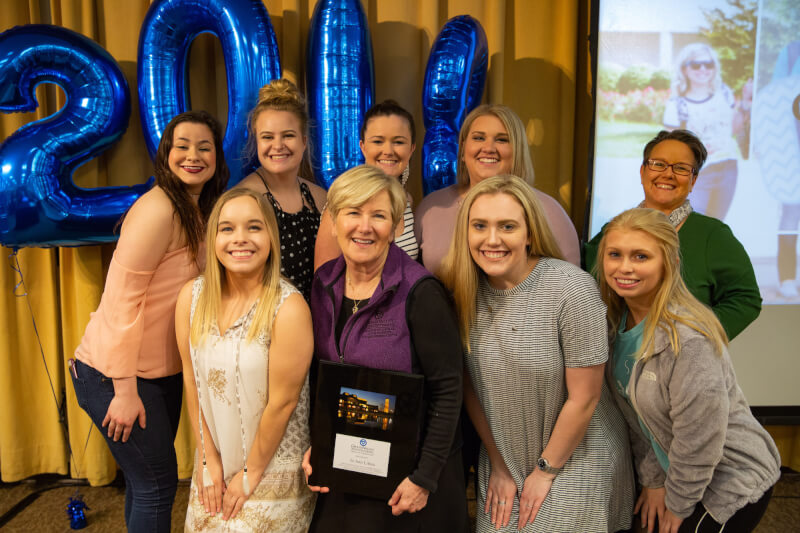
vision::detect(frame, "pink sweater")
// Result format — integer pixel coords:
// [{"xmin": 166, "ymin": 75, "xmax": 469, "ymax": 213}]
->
[
  {"xmin": 414, "ymin": 184, "xmax": 581, "ymax": 275},
  {"xmin": 75, "ymin": 247, "xmax": 200, "ymax": 379}
]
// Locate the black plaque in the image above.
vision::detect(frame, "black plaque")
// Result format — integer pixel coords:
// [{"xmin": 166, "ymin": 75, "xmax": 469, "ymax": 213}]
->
[{"xmin": 309, "ymin": 360, "xmax": 424, "ymax": 499}]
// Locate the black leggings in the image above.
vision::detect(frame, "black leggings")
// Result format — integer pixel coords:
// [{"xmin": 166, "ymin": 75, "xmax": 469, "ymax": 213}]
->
[{"xmin": 678, "ymin": 486, "xmax": 773, "ymax": 533}]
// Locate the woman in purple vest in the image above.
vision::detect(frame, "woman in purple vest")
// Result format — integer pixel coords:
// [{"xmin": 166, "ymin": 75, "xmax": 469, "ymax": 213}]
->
[{"xmin": 302, "ymin": 165, "xmax": 468, "ymax": 532}]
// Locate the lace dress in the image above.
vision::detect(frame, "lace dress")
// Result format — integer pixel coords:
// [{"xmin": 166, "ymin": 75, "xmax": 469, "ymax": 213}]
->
[{"xmin": 184, "ymin": 278, "xmax": 316, "ymax": 532}]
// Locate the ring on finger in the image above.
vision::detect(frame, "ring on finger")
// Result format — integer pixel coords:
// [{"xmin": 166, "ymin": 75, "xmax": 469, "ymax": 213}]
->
[
  {"xmin": 498, "ymin": 500, "xmax": 506, "ymax": 505},
  {"xmin": 524, "ymin": 503, "xmax": 533, "ymax": 508}
]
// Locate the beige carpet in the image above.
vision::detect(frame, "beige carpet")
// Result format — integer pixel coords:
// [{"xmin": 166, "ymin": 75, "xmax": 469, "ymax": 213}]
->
[{"xmin": 1, "ymin": 470, "xmax": 797, "ymax": 532}]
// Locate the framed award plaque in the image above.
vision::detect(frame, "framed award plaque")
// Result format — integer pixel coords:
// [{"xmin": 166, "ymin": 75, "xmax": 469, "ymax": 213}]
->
[{"xmin": 309, "ymin": 360, "xmax": 425, "ymax": 499}]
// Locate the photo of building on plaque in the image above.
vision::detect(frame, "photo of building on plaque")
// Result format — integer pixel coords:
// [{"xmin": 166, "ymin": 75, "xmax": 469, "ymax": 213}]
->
[{"xmin": 338, "ymin": 387, "xmax": 396, "ymax": 431}]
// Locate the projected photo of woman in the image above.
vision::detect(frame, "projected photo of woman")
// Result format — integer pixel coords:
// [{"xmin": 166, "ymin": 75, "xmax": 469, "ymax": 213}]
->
[{"xmin": 664, "ymin": 43, "xmax": 740, "ymax": 221}]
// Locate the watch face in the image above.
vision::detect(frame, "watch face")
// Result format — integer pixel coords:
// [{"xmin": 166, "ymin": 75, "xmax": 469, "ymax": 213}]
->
[{"xmin": 537, "ymin": 458, "xmax": 547, "ymax": 469}]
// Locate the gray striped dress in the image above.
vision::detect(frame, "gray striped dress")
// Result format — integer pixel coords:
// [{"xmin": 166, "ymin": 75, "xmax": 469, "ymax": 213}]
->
[{"xmin": 466, "ymin": 257, "xmax": 633, "ymax": 532}]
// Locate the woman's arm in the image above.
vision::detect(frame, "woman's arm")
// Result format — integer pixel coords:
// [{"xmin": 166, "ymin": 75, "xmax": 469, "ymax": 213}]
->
[
  {"xmin": 517, "ymin": 364, "xmax": 604, "ymax": 528},
  {"xmin": 661, "ymin": 336, "xmax": 729, "ymax": 520},
  {"xmin": 314, "ymin": 209, "xmax": 341, "ymax": 271},
  {"xmin": 221, "ymin": 292, "xmax": 314, "ymax": 520},
  {"xmin": 102, "ymin": 189, "xmax": 175, "ymax": 442},
  {"xmin": 463, "ymin": 368, "xmax": 517, "ymax": 529},
  {"xmin": 175, "ymin": 280, "xmax": 226, "ymax": 515},
  {"xmin": 389, "ymin": 279, "xmax": 462, "ymax": 515},
  {"xmin": 517, "ymin": 270, "xmax": 609, "ymax": 528},
  {"xmin": 704, "ymin": 223, "xmax": 761, "ymax": 339}
]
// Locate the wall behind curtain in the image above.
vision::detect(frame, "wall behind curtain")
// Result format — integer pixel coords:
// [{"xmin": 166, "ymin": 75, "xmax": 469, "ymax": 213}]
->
[{"xmin": 4, "ymin": 0, "xmax": 793, "ymax": 486}]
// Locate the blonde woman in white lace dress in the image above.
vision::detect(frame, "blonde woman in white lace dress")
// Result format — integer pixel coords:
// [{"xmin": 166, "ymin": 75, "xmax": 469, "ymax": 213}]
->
[{"xmin": 176, "ymin": 188, "xmax": 316, "ymax": 532}]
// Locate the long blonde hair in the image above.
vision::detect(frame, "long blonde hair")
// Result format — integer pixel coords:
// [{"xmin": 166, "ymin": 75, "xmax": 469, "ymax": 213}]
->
[
  {"xmin": 440, "ymin": 175, "xmax": 564, "ymax": 350},
  {"xmin": 595, "ymin": 208, "xmax": 727, "ymax": 361},
  {"xmin": 190, "ymin": 188, "xmax": 284, "ymax": 346},
  {"xmin": 456, "ymin": 104, "xmax": 535, "ymax": 189}
]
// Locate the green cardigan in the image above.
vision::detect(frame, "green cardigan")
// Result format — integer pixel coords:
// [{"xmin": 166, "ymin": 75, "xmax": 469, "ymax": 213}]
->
[{"xmin": 584, "ymin": 212, "xmax": 762, "ymax": 340}]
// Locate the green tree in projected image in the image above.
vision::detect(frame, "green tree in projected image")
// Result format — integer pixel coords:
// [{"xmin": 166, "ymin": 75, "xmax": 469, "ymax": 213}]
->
[{"xmin": 700, "ymin": 0, "xmax": 756, "ymax": 92}]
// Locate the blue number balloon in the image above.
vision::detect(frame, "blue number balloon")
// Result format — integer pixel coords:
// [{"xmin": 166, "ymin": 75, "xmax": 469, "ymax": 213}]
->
[
  {"xmin": 138, "ymin": 0, "xmax": 281, "ymax": 186},
  {"xmin": 306, "ymin": 0, "xmax": 375, "ymax": 189},
  {"xmin": 421, "ymin": 15, "xmax": 488, "ymax": 194},
  {"xmin": 0, "ymin": 25, "xmax": 148, "ymax": 248}
]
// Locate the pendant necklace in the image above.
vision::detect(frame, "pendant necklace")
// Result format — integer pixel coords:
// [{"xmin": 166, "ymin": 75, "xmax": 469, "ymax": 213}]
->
[{"xmin": 346, "ymin": 274, "xmax": 373, "ymax": 315}]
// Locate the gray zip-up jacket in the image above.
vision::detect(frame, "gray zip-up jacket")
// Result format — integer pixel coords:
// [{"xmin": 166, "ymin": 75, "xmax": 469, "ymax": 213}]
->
[{"xmin": 610, "ymin": 318, "xmax": 780, "ymax": 523}]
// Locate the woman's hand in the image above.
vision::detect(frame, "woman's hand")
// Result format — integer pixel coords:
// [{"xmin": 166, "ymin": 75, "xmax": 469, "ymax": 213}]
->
[
  {"xmin": 102, "ymin": 377, "xmax": 145, "ymax": 442},
  {"xmin": 196, "ymin": 453, "xmax": 226, "ymax": 515},
  {"xmin": 485, "ymin": 460, "xmax": 517, "ymax": 530},
  {"xmin": 634, "ymin": 486, "xmax": 666, "ymax": 533},
  {"xmin": 387, "ymin": 477, "xmax": 429, "ymax": 515},
  {"xmin": 517, "ymin": 468, "xmax": 555, "ymax": 530},
  {"xmin": 221, "ymin": 469, "xmax": 251, "ymax": 521},
  {"xmin": 659, "ymin": 508, "xmax": 683, "ymax": 533},
  {"xmin": 301, "ymin": 447, "xmax": 329, "ymax": 493}
]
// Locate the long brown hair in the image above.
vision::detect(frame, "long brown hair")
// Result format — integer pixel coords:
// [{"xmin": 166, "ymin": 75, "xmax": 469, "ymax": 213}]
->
[{"xmin": 153, "ymin": 110, "xmax": 229, "ymax": 260}]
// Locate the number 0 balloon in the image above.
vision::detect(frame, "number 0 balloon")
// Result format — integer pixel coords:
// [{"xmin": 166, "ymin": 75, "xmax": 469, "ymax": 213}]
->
[
  {"xmin": 0, "ymin": 25, "xmax": 147, "ymax": 248},
  {"xmin": 138, "ymin": 0, "xmax": 281, "ymax": 186}
]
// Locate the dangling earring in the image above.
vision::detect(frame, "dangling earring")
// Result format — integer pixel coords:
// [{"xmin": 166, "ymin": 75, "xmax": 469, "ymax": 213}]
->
[{"xmin": 401, "ymin": 164, "xmax": 410, "ymax": 187}]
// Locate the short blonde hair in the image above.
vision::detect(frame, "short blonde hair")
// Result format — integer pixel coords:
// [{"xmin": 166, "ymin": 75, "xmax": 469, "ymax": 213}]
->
[
  {"xmin": 456, "ymin": 104, "xmax": 535, "ymax": 189},
  {"xmin": 596, "ymin": 208, "xmax": 727, "ymax": 361},
  {"xmin": 191, "ymin": 188, "xmax": 283, "ymax": 346},
  {"xmin": 440, "ymin": 175, "xmax": 564, "ymax": 349},
  {"xmin": 326, "ymin": 165, "xmax": 406, "ymax": 227}
]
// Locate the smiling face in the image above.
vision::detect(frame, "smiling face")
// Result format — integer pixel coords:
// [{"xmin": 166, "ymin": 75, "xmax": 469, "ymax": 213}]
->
[
  {"xmin": 640, "ymin": 139, "xmax": 698, "ymax": 214},
  {"xmin": 462, "ymin": 114, "xmax": 514, "ymax": 187},
  {"xmin": 215, "ymin": 195, "xmax": 271, "ymax": 279},
  {"xmin": 467, "ymin": 192, "xmax": 532, "ymax": 289},
  {"xmin": 332, "ymin": 190, "xmax": 396, "ymax": 271},
  {"xmin": 683, "ymin": 50, "xmax": 715, "ymax": 90},
  {"xmin": 602, "ymin": 228, "xmax": 664, "ymax": 314},
  {"xmin": 167, "ymin": 122, "xmax": 217, "ymax": 194},
  {"xmin": 360, "ymin": 114, "xmax": 415, "ymax": 179},
  {"xmin": 255, "ymin": 109, "xmax": 307, "ymax": 178}
]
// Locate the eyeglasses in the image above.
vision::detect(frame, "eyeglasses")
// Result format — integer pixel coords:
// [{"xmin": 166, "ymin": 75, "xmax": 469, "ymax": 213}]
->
[
  {"xmin": 646, "ymin": 159, "xmax": 695, "ymax": 176},
  {"xmin": 685, "ymin": 60, "xmax": 715, "ymax": 71}
]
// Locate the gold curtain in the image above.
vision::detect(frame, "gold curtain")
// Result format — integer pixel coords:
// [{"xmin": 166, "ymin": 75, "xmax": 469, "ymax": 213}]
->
[{"xmin": 2, "ymin": 0, "xmax": 797, "ymax": 486}]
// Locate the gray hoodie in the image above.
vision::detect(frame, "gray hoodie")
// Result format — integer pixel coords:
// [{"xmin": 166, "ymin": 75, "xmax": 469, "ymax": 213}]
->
[{"xmin": 611, "ymin": 318, "xmax": 780, "ymax": 523}]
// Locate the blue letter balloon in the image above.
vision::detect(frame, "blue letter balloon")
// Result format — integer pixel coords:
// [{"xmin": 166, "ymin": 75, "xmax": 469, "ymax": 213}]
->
[
  {"xmin": 421, "ymin": 15, "xmax": 488, "ymax": 194},
  {"xmin": 138, "ymin": 0, "xmax": 281, "ymax": 186},
  {"xmin": 306, "ymin": 0, "xmax": 375, "ymax": 189},
  {"xmin": 0, "ymin": 25, "xmax": 149, "ymax": 248}
]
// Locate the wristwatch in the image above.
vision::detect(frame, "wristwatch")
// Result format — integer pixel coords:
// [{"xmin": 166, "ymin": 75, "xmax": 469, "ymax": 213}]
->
[{"xmin": 536, "ymin": 456, "xmax": 561, "ymax": 475}]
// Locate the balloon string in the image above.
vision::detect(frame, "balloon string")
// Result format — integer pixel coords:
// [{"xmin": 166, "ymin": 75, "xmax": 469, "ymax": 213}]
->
[{"xmin": 8, "ymin": 249, "xmax": 93, "ymax": 480}]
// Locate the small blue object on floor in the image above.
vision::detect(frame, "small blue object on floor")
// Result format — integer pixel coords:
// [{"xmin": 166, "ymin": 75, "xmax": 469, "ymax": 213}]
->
[{"xmin": 66, "ymin": 493, "xmax": 89, "ymax": 529}]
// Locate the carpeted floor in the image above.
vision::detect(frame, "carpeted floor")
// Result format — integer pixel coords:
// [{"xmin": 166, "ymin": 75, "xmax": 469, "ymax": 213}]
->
[{"xmin": 1, "ymin": 469, "xmax": 798, "ymax": 531}]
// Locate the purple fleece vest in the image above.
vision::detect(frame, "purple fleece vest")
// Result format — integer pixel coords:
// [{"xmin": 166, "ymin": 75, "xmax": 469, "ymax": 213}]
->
[{"xmin": 310, "ymin": 243, "xmax": 432, "ymax": 372}]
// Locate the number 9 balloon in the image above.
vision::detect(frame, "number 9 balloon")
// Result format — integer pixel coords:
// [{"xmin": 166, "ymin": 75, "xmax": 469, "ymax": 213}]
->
[
  {"xmin": 137, "ymin": 0, "xmax": 281, "ymax": 186},
  {"xmin": 0, "ymin": 25, "xmax": 149, "ymax": 248},
  {"xmin": 421, "ymin": 15, "xmax": 488, "ymax": 194}
]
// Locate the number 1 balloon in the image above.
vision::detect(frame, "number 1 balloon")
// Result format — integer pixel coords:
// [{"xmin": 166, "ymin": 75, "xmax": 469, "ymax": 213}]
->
[
  {"xmin": 306, "ymin": 0, "xmax": 375, "ymax": 189},
  {"xmin": 0, "ymin": 25, "xmax": 149, "ymax": 248}
]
